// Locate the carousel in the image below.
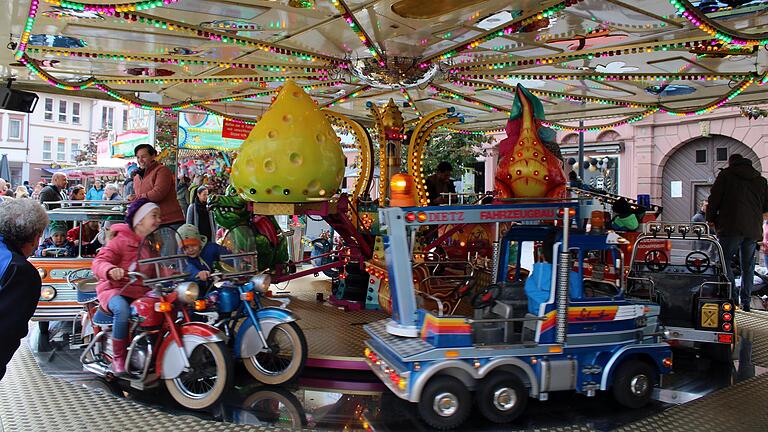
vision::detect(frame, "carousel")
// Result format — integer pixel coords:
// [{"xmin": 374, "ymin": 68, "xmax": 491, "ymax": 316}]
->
[{"xmin": 2, "ymin": 0, "xmax": 768, "ymax": 431}]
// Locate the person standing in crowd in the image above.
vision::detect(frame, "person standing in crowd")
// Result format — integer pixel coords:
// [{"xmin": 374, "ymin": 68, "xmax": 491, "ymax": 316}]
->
[
  {"xmin": 129, "ymin": 144, "xmax": 184, "ymax": 229},
  {"xmin": 85, "ymin": 179, "xmax": 105, "ymax": 201},
  {"xmin": 186, "ymin": 185, "xmax": 216, "ymax": 243},
  {"xmin": 104, "ymin": 183, "xmax": 121, "ymax": 201},
  {"xmin": 39, "ymin": 173, "xmax": 68, "ymax": 210},
  {"xmin": 22, "ymin": 180, "xmax": 32, "ymax": 195},
  {"xmin": 692, "ymin": 200, "xmax": 707, "ymax": 223},
  {"xmin": 14, "ymin": 186, "xmax": 28, "ymax": 199},
  {"xmin": 123, "ymin": 166, "xmax": 136, "ymax": 198},
  {"xmin": 425, "ymin": 161, "xmax": 456, "ymax": 206},
  {"xmin": 176, "ymin": 175, "xmax": 191, "ymax": 215},
  {"xmin": 0, "ymin": 179, "xmax": 9, "ymax": 198},
  {"xmin": 69, "ymin": 185, "xmax": 86, "ymax": 201},
  {"xmin": 0, "ymin": 199, "xmax": 49, "ymax": 379},
  {"xmin": 707, "ymin": 154, "xmax": 768, "ymax": 312},
  {"xmin": 31, "ymin": 182, "xmax": 44, "ymax": 201}
]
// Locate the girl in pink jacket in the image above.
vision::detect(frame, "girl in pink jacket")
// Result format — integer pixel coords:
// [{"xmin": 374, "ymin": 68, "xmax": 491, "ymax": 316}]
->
[{"xmin": 92, "ymin": 198, "xmax": 161, "ymax": 375}]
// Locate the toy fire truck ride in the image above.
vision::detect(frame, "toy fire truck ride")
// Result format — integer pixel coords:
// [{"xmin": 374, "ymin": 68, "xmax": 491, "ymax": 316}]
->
[
  {"xmin": 626, "ymin": 222, "xmax": 735, "ymax": 361},
  {"xmin": 363, "ymin": 202, "xmax": 672, "ymax": 429}
]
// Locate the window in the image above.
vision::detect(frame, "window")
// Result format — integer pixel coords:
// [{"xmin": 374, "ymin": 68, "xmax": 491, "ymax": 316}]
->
[
  {"xmin": 44, "ymin": 98, "xmax": 54, "ymax": 121},
  {"xmin": 102, "ymin": 106, "xmax": 114, "ymax": 129},
  {"xmin": 70, "ymin": 139, "xmax": 80, "ymax": 161},
  {"xmin": 72, "ymin": 102, "xmax": 81, "ymax": 124},
  {"xmin": 43, "ymin": 137, "xmax": 52, "ymax": 161},
  {"xmin": 716, "ymin": 147, "xmax": 728, "ymax": 162},
  {"xmin": 58, "ymin": 100, "xmax": 67, "ymax": 122},
  {"xmin": 57, "ymin": 138, "xmax": 66, "ymax": 161},
  {"xmin": 8, "ymin": 118, "xmax": 22, "ymax": 140},
  {"xmin": 122, "ymin": 109, "xmax": 128, "ymax": 130},
  {"xmin": 695, "ymin": 149, "xmax": 707, "ymax": 164}
]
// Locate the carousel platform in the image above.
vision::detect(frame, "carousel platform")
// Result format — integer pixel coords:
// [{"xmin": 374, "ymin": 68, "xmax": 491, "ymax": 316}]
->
[
  {"xmin": 3, "ymin": 309, "xmax": 768, "ymax": 431},
  {"xmin": 267, "ymin": 275, "xmax": 387, "ymax": 371}
]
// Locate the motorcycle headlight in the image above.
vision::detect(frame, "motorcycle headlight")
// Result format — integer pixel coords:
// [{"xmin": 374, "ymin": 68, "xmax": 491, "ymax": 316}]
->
[
  {"xmin": 40, "ymin": 285, "xmax": 56, "ymax": 301},
  {"xmin": 175, "ymin": 282, "xmax": 199, "ymax": 305},
  {"xmin": 249, "ymin": 274, "xmax": 271, "ymax": 293}
]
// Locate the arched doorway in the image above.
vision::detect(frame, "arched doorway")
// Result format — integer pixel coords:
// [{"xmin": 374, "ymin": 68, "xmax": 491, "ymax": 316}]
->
[{"xmin": 661, "ymin": 135, "xmax": 760, "ymax": 222}]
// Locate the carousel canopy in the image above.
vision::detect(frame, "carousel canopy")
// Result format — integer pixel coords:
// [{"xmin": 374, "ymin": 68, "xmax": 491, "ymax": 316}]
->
[{"xmin": 2, "ymin": 0, "xmax": 768, "ymax": 133}]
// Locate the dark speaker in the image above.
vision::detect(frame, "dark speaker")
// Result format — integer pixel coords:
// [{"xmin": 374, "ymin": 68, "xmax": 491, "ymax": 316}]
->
[{"xmin": 0, "ymin": 87, "xmax": 39, "ymax": 113}]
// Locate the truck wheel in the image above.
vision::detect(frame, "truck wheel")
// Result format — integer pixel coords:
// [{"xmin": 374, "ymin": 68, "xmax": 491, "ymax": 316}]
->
[
  {"xmin": 476, "ymin": 372, "xmax": 527, "ymax": 423},
  {"xmin": 612, "ymin": 361, "xmax": 655, "ymax": 409},
  {"xmin": 418, "ymin": 376, "xmax": 471, "ymax": 430}
]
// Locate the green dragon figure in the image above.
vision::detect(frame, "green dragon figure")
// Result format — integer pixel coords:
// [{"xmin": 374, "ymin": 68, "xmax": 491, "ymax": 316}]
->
[{"xmin": 208, "ymin": 192, "xmax": 289, "ymax": 271}]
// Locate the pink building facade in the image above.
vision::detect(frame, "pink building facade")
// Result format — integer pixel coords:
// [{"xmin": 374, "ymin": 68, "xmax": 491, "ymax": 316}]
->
[{"xmin": 481, "ymin": 107, "xmax": 768, "ymax": 221}]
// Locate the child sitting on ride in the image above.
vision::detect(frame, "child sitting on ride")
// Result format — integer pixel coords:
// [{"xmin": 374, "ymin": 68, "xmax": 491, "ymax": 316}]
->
[
  {"xmin": 35, "ymin": 222, "xmax": 77, "ymax": 257},
  {"xmin": 610, "ymin": 198, "xmax": 645, "ymax": 232},
  {"xmin": 67, "ymin": 220, "xmax": 100, "ymax": 255},
  {"xmin": 177, "ymin": 224, "xmax": 231, "ymax": 292},
  {"xmin": 524, "ymin": 233, "xmax": 583, "ymax": 315},
  {"xmin": 92, "ymin": 199, "xmax": 161, "ymax": 375}
]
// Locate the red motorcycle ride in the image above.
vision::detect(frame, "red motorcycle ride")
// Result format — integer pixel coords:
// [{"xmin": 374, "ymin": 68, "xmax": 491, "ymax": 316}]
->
[{"xmin": 74, "ymin": 247, "xmax": 233, "ymax": 410}]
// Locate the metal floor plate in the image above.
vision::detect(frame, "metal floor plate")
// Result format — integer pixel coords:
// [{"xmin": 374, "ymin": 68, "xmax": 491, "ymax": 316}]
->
[{"xmin": 4, "ymin": 291, "xmax": 768, "ymax": 431}]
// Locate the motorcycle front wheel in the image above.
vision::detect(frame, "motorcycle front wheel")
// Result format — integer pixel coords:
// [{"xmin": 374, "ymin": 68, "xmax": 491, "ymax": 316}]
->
[
  {"xmin": 244, "ymin": 322, "xmax": 307, "ymax": 385},
  {"xmin": 165, "ymin": 341, "xmax": 233, "ymax": 410}
]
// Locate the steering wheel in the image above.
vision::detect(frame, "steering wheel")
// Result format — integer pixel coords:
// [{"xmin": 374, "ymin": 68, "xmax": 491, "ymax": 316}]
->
[
  {"xmin": 456, "ymin": 276, "xmax": 476, "ymax": 299},
  {"xmin": 471, "ymin": 284, "xmax": 501, "ymax": 309},
  {"xmin": 42, "ymin": 247, "xmax": 69, "ymax": 257},
  {"xmin": 685, "ymin": 251, "xmax": 710, "ymax": 274},
  {"xmin": 644, "ymin": 249, "xmax": 669, "ymax": 272},
  {"xmin": 424, "ymin": 248, "xmax": 447, "ymax": 274}
]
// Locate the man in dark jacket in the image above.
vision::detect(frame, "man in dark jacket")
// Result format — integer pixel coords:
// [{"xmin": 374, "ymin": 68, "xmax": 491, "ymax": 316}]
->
[
  {"xmin": 707, "ymin": 154, "xmax": 768, "ymax": 311},
  {"xmin": 426, "ymin": 161, "xmax": 456, "ymax": 205},
  {"xmin": 0, "ymin": 199, "xmax": 49, "ymax": 379},
  {"xmin": 39, "ymin": 172, "xmax": 68, "ymax": 210}
]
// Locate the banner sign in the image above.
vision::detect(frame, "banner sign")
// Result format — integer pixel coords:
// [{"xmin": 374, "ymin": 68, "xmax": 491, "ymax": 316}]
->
[{"xmin": 222, "ymin": 119, "xmax": 255, "ymax": 140}]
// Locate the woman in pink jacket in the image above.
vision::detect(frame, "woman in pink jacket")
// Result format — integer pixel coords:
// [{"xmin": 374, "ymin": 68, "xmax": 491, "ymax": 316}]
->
[{"xmin": 92, "ymin": 198, "xmax": 161, "ymax": 375}]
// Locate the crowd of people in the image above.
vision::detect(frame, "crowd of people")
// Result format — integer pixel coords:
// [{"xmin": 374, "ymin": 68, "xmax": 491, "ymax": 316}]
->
[{"xmin": 0, "ymin": 174, "xmax": 125, "ymax": 203}]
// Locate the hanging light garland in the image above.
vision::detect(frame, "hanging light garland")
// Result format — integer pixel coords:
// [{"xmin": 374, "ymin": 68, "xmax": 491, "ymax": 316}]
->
[
  {"xmin": 453, "ymin": 79, "xmax": 655, "ymax": 109},
  {"xmin": 668, "ymin": 0, "xmax": 768, "ymax": 46},
  {"xmin": 325, "ymin": 85, "xmax": 371, "ymax": 107},
  {"xmin": 25, "ymin": 46, "xmax": 332, "ymax": 74},
  {"xmin": 543, "ymin": 109, "xmax": 660, "ymax": 132},
  {"xmin": 93, "ymin": 83, "xmax": 276, "ymax": 111},
  {"xmin": 442, "ymin": 126, "xmax": 505, "ymax": 136},
  {"xmin": 456, "ymin": 71, "xmax": 751, "ymax": 81},
  {"xmin": 450, "ymin": 37, "xmax": 714, "ymax": 72},
  {"xmin": 660, "ymin": 76, "xmax": 756, "ymax": 116},
  {"xmin": 115, "ymin": 12, "xmax": 342, "ymax": 63},
  {"xmin": 98, "ymin": 73, "xmax": 327, "ymax": 85},
  {"xmin": 330, "ymin": 0, "xmax": 385, "ymax": 66},
  {"xmin": 44, "ymin": 0, "xmax": 179, "ymax": 13},
  {"xmin": 400, "ymin": 89, "xmax": 423, "ymax": 118},
  {"xmin": 429, "ymin": 84, "xmax": 509, "ymax": 112}
]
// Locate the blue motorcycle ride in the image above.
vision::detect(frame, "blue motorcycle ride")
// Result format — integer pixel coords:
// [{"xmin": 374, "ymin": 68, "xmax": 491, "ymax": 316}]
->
[{"xmin": 194, "ymin": 253, "xmax": 307, "ymax": 385}]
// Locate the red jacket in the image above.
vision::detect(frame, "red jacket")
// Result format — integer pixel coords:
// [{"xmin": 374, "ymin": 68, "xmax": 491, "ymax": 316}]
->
[
  {"xmin": 133, "ymin": 161, "xmax": 184, "ymax": 225},
  {"xmin": 92, "ymin": 224, "xmax": 151, "ymax": 308}
]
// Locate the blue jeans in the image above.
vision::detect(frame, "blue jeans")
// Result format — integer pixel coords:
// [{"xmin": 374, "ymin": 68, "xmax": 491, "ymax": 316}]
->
[
  {"xmin": 719, "ymin": 236, "xmax": 757, "ymax": 307},
  {"xmin": 108, "ymin": 295, "xmax": 131, "ymax": 340}
]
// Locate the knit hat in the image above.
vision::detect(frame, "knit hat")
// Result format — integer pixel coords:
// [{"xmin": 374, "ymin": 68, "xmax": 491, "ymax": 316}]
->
[
  {"xmin": 125, "ymin": 198, "xmax": 159, "ymax": 228},
  {"xmin": 49, "ymin": 221, "xmax": 67, "ymax": 235},
  {"xmin": 177, "ymin": 223, "xmax": 207, "ymax": 247}
]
